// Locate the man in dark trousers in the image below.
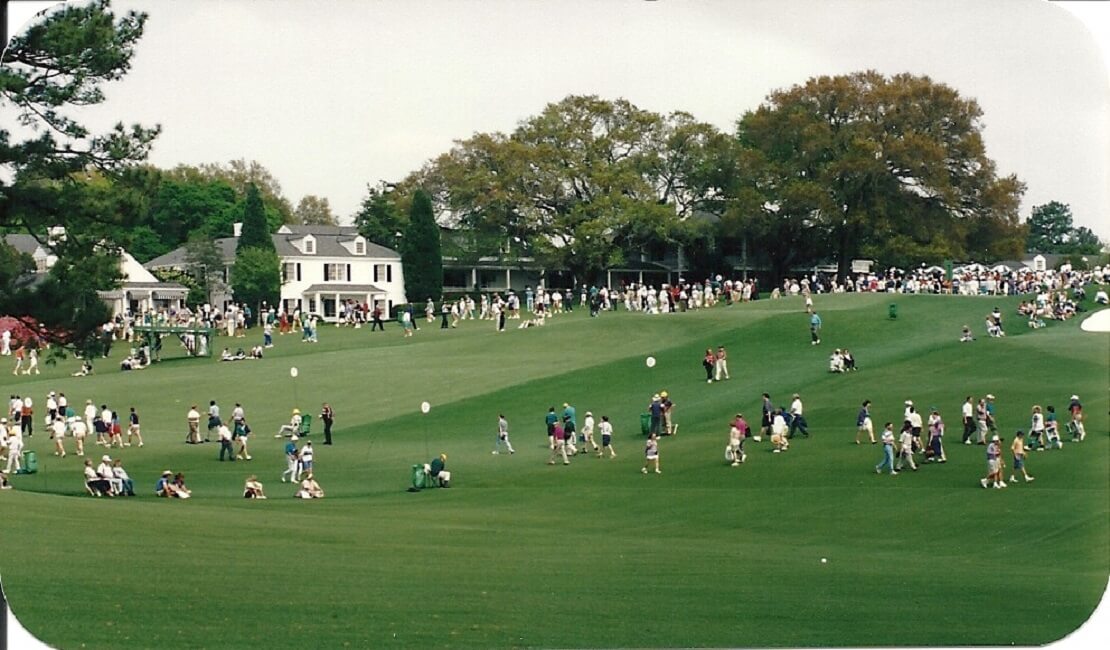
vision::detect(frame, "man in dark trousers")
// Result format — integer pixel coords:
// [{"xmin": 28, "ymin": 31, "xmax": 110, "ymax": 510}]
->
[
  {"xmin": 320, "ymin": 402, "xmax": 335, "ymax": 445},
  {"xmin": 370, "ymin": 304, "xmax": 385, "ymax": 331}
]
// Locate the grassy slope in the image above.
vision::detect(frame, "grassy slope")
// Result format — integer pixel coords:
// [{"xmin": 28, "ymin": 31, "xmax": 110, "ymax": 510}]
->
[{"xmin": 0, "ymin": 293, "xmax": 1106, "ymax": 649}]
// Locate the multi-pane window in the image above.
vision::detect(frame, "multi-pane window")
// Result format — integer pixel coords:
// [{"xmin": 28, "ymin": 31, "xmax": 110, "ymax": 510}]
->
[{"xmin": 325, "ymin": 263, "xmax": 346, "ymax": 282}]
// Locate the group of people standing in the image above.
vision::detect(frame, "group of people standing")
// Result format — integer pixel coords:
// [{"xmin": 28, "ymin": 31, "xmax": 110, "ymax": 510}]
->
[{"xmin": 540, "ymin": 403, "xmax": 616, "ymax": 465}]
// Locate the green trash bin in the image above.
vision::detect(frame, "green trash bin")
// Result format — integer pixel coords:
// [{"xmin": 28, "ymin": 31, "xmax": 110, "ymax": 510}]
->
[
  {"xmin": 640, "ymin": 413, "xmax": 651, "ymax": 436},
  {"xmin": 888, "ymin": 303, "xmax": 898, "ymax": 320},
  {"xmin": 411, "ymin": 464, "xmax": 426, "ymax": 490},
  {"xmin": 19, "ymin": 450, "xmax": 38, "ymax": 474}
]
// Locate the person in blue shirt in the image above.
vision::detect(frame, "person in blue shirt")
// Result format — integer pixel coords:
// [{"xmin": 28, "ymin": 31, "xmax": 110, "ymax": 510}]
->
[
  {"xmin": 281, "ymin": 436, "xmax": 300, "ymax": 483},
  {"xmin": 809, "ymin": 312, "xmax": 822, "ymax": 345}
]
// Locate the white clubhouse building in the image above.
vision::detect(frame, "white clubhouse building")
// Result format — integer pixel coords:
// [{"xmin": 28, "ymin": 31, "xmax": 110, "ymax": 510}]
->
[{"xmin": 145, "ymin": 224, "xmax": 407, "ymax": 320}]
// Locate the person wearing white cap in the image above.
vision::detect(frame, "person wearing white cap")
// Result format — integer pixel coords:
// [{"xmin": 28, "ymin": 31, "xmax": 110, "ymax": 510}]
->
[
  {"xmin": 985, "ymin": 394, "xmax": 998, "ymax": 439},
  {"xmin": 97, "ymin": 455, "xmax": 122, "ymax": 496},
  {"xmin": 276, "ymin": 408, "xmax": 302, "ymax": 438},
  {"xmin": 51, "ymin": 415, "xmax": 67, "ymax": 457},
  {"xmin": 4, "ymin": 426, "xmax": 23, "ymax": 474},
  {"xmin": 281, "ymin": 435, "xmax": 300, "ymax": 483},
  {"xmin": 981, "ymin": 434, "xmax": 1007, "ymax": 489},
  {"xmin": 580, "ymin": 411, "xmax": 598, "ymax": 454},
  {"xmin": 70, "ymin": 416, "xmax": 87, "ymax": 456},
  {"xmin": 84, "ymin": 400, "xmax": 97, "ymax": 442},
  {"xmin": 788, "ymin": 394, "xmax": 809, "ymax": 438},
  {"xmin": 1067, "ymin": 395, "xmax": 1086, "ymax": 442}
]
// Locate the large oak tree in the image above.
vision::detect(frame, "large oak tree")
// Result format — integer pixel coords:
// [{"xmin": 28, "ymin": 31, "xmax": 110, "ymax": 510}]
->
[{"xmin": 734, "ymin": 71, "xmax": 1026, "ymax": 278}]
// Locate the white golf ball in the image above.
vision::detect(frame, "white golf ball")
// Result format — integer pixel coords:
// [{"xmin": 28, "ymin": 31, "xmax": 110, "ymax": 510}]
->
[
  {"xmin": 821, "ymin": 558, "xmax": 827, "ymax": 564},
  {"xmin": 646, "ymin": 356, "xmax": 656, "ymax": 368}
]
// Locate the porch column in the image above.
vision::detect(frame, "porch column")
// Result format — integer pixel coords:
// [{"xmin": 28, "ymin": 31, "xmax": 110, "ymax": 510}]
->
[
  {"xmin": 471, "ymin": 268, "xmax": 478, "ymax": 290},
  {"xmin": 335, "ymin": 292, "xmax": 341, "ymax": 320},
  {"xmin": 506, "ymin": 268, "xmax": 512, "ymax": 290}
]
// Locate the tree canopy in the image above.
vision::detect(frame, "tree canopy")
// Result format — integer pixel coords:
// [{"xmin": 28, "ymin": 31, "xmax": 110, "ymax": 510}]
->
[
  {"xmin": 293, "ymin": 194, "xmax": 337, "ymax": 226},
  {"xmin": 355, "ymin": 182, "xmax": 407, "ymax": 248},
  {"xmin": 399, "ymin": 95, "xmax": 722, "ymax": 283},
  {"xmin": 1026, "ymin": 201, "xmax": 1102, "ymax": 254},
  {"xmin": 231, "ymin": 246, "xmax": 280, "ymax": 314},
  {"xmin": 732, "ymin": 71, "xmax": 1027, "ymax": 278},
  {"xmin": 1, "ymin": 0, "xmax": 159, "ymax": 350}
]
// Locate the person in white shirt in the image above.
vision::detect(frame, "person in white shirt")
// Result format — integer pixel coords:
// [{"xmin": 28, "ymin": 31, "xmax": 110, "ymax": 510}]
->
[
  {"xmin": 46, "ymin": 392, "xmax": 57, "ymax": 421},
  {"xmin": 493, "ymin": 414, "xmax": 515, "ymax": 455},
  {"xmin": 875, "ymin": 423, "xmax": 897, "ymax": 475},
  {"xmin": 218, "ymin": 423, "xmax": 235, "ymax": 461},
  {"xmin": 787, "ymin": 394, "xmax": 809, "ymax": 438},
  {"xmin": 83, "ymin": 400, "xmax": 97, "ymax": 441},
  {"xmin": 299, "ymin": 441, "xmax": 314, "ymax": 477},
  {"xmin": 207, "ymin": 400, "xmax": 221, "ymax": 442},
  {"xmin": 112, "ymin": 459, "xmax": 135, "ymax": 496},
  {"xmin": 771, "ymin": 409, "xmax": 790, "ymax": 452},
  {"xmin": 598, "ymin": 415, "xmax": 616, "ymax": 458},
  {"xmin": 70, "ymin": 417, "xmax": 87, "ymax": 456},
  {"xmin": 895, "ymin": 423, "xmax": 917, "ymax": 471},
  {"xmin": 1029, "ymin": 405, "xmax": 1046, "ymax": 451},
  {"xmin": 5, "ymin": 431, "xmax": 23, "ymax": 474},
  {"xmin": 907, "ymin": 407, "xmax": 924, "ymax": 454},
  {"xmin": 296, "ymin": 473, "xmax": 324, "ymax": 499},
  {"xmin": 580, "ymin": 411, "xmax": 598, "ymax": 455},
  {"xmin": 52, "ymin": 416, "xmax": 67, "ymax": 457},
  {"xmin": 96, "ymin": 456, "xmax": 121, "ymax": 495},
  {"xmin": 84, "ymin": 460, "xmax": 110, "ymax": 496},
  {"xmin": 277, "ymin": 409, "xmax": 302, "ymax": 437},
  {"xmin": 186, "ymin": 405, "xmax": 201, "ymax": 444},
  {"xmin": 727, "ymin": 423, "xmax": 746, "ymax": 466},
  {"xmin": 961, "ymin": 396, "xmax": 976, "ymax": 444}
]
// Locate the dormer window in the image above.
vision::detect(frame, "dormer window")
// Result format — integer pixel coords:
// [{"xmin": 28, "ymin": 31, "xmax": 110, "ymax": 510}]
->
[
  {"xmin": 303, "ymin": 235, "xmax": 316, "ymax": 254},
  {"xmin": 355, "ymin": 240, "xmax": 365, "ymax": 255}
]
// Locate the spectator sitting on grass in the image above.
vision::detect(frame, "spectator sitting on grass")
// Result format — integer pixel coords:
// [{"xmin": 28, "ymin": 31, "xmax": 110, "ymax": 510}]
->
[
  {"xmin": 295, "ymin": 473, "xmax": 324, "ymax": 499},
  {"xmin": 243, "ymin": 475, "xmax": 266, "ymax": 499}
]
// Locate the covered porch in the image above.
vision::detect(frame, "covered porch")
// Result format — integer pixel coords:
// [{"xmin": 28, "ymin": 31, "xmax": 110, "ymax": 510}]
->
[
  {"xmin": 100, "ymin": 281, "xmax": 188, "ymax": 317},
  {"xmin": 301, "ymin": 283, "xmax": 388, "ymax": 321}
]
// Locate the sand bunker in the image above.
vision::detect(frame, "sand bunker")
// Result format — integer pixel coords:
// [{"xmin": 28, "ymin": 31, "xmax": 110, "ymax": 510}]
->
[{"xmin": 1080, "ymin": 308, "xmax": 1110, "ymax": 333}]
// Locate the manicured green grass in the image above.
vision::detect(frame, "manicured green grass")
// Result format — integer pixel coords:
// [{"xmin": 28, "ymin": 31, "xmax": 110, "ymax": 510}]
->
[{"xmin": 1, "ymin": 293, "xmax": 1106, "ymax": 649}]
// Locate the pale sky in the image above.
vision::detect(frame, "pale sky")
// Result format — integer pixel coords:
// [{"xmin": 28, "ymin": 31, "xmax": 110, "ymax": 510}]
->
[{"xmin": 5, "ymin": 0, "xmax": 1109, "ymax": 239}]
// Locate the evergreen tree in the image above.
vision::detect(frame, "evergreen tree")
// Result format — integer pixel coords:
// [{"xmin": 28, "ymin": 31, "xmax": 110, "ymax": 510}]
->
[
  {"xmin": 1, "ymin": 0, "xmax": 159, "ymax": 351},
  {"xmin": 237, "ymin": 183, "xmax": 274, "ymax": 252},
  {"xmin": 401, "ymin": 190, "xmax": 442, "ymax": 304},
  {"xmin": 232, "ymin": 247, "xmax": 280, "ymax": 314}
]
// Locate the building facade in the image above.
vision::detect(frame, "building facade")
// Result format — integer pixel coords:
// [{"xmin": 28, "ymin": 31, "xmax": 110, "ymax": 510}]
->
[{"xmin": 145, "ymin": 225, "xmax": 407, "ymax": 321}]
